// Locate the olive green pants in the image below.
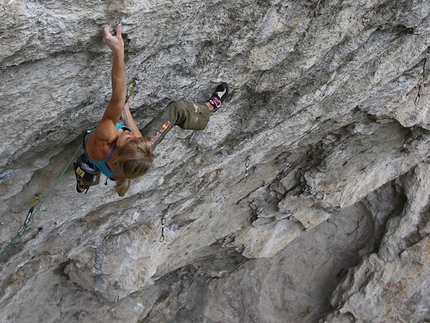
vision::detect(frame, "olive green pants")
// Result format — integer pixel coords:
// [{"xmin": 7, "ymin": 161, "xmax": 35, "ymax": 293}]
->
[{"xmin": 141, "ymin": 101, "xmax": 210, "ymax": 148}]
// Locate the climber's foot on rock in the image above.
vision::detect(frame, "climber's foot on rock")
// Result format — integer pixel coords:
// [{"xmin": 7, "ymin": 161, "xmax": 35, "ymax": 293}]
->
[{"xmin": 207, "ymin": 82, "xmax": 229, "ymax": 112}]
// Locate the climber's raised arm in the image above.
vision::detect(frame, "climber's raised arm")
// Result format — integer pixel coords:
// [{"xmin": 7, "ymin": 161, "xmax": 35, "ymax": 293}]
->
[{"xmin": 95, "ymin": 25, "xmax": 127, "ymax": 141}]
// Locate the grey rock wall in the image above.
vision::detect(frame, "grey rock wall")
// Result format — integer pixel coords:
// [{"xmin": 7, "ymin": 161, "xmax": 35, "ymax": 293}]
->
[{"xmin": 1, "ymin": 0, "xmax": 430, "ymax": 322}]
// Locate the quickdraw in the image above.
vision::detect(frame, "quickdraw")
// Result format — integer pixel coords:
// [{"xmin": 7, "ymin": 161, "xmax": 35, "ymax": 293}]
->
[
  {"xmin": 159, "ymin": 216, "xmax": 166, "ymax": 242},
  {"xmin": 414, "ymin": 50, "xmax": 429, "ymax": 106},
  {"xmin": 126, "ymin": 80, "xmax": 137, "ymax": 103},
  {"xmin": 244, "ymin": 156, "xmax": 250, "ymax": 183},
  {"xmin": 414, "ymin": 84, "xmax": 423, "ymax": 106},
  {"xmin": 423, "ymin": 50, "xmax": 429, "ymax": 73},
  {"xmin": 18, "ymin": 196, "xmax": 41, "ymax": 236}
]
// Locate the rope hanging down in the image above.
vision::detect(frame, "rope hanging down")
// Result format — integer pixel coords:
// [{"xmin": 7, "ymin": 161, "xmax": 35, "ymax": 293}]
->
[{"xmin": 0, "ymin": 143, "xmax": 83, "ymax": 259}]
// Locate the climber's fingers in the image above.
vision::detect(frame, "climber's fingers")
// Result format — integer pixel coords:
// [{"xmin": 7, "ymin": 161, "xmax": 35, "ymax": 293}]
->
[
  {"xmin": 115, "ymin": 24, "xmax": 122, "ymax": 37},
  {"xmin": 102, "ymin": 25, "xmax": 123, "ymax": 51}
]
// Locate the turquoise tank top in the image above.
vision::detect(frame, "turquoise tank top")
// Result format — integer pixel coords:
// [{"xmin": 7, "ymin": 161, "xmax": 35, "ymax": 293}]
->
[{"xmin": 83, "ymin": 123, "xmax": 132, "ymax": 178}]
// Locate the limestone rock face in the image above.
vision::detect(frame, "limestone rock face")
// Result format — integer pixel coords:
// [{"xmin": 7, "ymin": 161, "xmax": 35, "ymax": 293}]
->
[{"xmin": 1, "ymin": 0, "xmax": 430, "ymax": 322}]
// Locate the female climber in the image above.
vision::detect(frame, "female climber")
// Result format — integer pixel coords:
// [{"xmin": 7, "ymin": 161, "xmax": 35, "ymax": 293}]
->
[{"xmin": 73, "ymin": 24, "xmax": 228, "ymax": 196}]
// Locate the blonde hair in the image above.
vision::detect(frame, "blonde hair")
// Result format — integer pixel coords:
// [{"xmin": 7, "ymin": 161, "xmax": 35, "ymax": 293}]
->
[
  {"xmin": 113, "ymin": 136, "xmax": 155, "ymax": 196},
  {"xmin": 115, "ymin": 179, "xmax": 131, "ymax": 197}
]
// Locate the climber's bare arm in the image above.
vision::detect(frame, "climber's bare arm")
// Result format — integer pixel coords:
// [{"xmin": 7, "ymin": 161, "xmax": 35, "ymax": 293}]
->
[
  {"xmin": 96, "ymin": 25, "xmax": 127, "ymax": 142},
  {"xmin": 121, "ymin": 100, "xmax": 143, "ymax": 138}
]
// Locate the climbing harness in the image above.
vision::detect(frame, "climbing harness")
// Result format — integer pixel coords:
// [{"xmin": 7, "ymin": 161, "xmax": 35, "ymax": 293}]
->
[
  {"xmin": 74, "ymin": 151, "xmax": 100, "ymax": 194},
  {"xmin": 159, "ymin": 216, "xmax": 166, "ymax": 242},
  {"xmin": 244, "ymin": 156, "xmax": 250, "ymax": 183},
  {"xmin": 17, "ymin": 196, "xmax": 41, "ymax": 236},
  {"xmin": 0, "ymin": 143, "xmax": 83, "ymax": 259}
]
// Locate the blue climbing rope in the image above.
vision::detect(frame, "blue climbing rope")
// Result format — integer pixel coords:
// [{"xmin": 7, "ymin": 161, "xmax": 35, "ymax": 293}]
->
[{"xmin": 0, "ymin": 143, "xmax": 83, "ymax": 259}]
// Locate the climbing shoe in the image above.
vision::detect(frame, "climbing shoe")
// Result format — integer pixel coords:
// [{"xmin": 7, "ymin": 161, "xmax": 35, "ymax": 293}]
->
[{"xmin": 208, "ymin": 82, "xmax": 228, "ymax": 112}]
